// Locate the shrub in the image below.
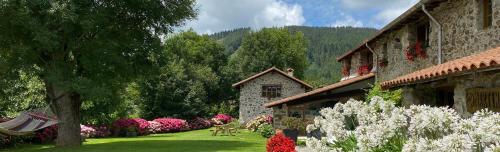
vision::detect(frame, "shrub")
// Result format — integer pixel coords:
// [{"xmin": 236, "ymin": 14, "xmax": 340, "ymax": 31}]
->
[
  {"xmin": 305, "ymin": 96, "xmax": 500, "ymax": 152},
  {"xmin": 213, "ymin": 114, "xmax": 232, "ymax": 124},
  {"xmin": 153, "ymin": 118, "xmax": 189, "ymax": 133},
  {"xmin": 366, "ymin": 84, "xmax": 402, "ymax": 106},
  {"xmin": 258, "ymin": 123, "xmax": 275, "ymax": 138},
  {"xmin": 267, "ymin": 133, "xmax": 296, "ymax": 152},
  {"xmin": 147, "ymin": 121, "xmax": 162, "ymax": 134},
  {"xmin": 33, "ymin": 125, "xmax": 58, "ymax": 143},
  {"xmin": 281, "ymin": 117, "xmax": 306, "ymax": 132},
  {"xmin": 131, "ymin": 118, "xmax": 150, "ymax": 135},
  {"xmin": 80, "ymin": 125, "xmax": 111, "ymax": 138},
  {"xmin": 246, "ymin": 115, "xmax": 273, "ymax": 131},
  {"xmin": 81, "ymin": 125, "xmax": 96, "ymax": 138},
  {"xmin": 188, "ymin": 117, "xmax": 212, "ymax": 130}
]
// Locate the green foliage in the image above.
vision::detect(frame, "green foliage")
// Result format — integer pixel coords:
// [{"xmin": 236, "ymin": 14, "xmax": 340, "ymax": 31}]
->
[
  {"xmin": 367, "ymin": 83, "xmax": 403, "ymax": 106},
  {"xmin": 211, "ymin": 26, "xmax": 377, "ymax": 87},
  {"xmin": 208, "ymin": 100, "xmax": 239, "ymax": 118},
  {"xmin": 257, "ymin": 123, "xmax": 275, "ymax": 138},
  {"xmin": 330, "ymin": 134, "xmax": 358, "ymax": 151},
  {"xmin": 229, "ymin": 27, "xmax": 308, "ymax": 79},
  {"xmin": 0, "ymin": 69, "xmax": 46, "ymax": 117},
  {"xmin": 139, "ymin": 31, "xmax": 230, "ymax": 119},
  {"xmin": 281, "ymin": 117, "xmax": 306, "ymax": 131},
  {"xmin": 371, "ymin": 133, "xmax": 406, "ymax": 152}
]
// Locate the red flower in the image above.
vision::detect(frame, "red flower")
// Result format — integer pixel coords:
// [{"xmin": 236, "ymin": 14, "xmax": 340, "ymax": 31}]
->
[
  {"xmin": 404, "ymin": 46, "xmax": 415, "ymax": 62},
  {"xmin": 357, "ymin": 65, "xmax": 371, "ymax": 76},
  {"xmin": 415, "ymin": 40, "xmax": 427, "ymax": 58},
  {"xmin": 266, "ymin": 133, "xmax": 296, "ymax": 152}
]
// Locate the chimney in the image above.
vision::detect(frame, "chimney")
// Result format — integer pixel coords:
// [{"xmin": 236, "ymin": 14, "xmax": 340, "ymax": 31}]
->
[{"xmin": 286, "ymin": 68, "xmax": 294, "ymax": 76}]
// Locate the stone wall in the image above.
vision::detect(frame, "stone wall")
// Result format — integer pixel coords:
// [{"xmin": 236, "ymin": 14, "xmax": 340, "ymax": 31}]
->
[
  {"xmin": 238, "ymin": 72, "xmax": 307, "ymax": 124},
  {"xmin": 375, "ymin": 0, "xmax": 500, "ymax": 82},
  {"xmin": 401, "ymin": 71, "xmax": 500, "ymax": 117}
]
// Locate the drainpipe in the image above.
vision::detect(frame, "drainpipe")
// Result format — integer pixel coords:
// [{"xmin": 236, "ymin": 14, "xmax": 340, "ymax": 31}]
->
[
  {"xmin": 422, "ymin": 5, "xmax": 442, "ymax": 64},
  {"xmin": 365, "ymin": 43, "xmax": 378, "ymax": 82}
]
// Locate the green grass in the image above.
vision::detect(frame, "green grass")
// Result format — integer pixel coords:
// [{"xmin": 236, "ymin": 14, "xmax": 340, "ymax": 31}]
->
[{"xmin": 4, "ymin": 129, "xmax": 266, "ymax": 152}]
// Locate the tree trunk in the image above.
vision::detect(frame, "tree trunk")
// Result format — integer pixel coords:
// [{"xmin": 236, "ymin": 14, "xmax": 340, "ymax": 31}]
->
[{"xmin": 46, "ymin": 84, "xmax": 82, "ymax": 147}]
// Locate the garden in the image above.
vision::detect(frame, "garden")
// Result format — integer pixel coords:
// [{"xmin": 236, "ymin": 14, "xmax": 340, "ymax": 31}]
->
[{"xmin": 2, "ymin": 114, "xmax": 269, "ymax": 152}]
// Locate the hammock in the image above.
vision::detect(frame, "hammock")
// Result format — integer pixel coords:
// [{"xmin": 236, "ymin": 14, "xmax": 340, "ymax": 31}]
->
[{"xmin": 0, "ymin": 108, "xmax": 58, "ymax": 137}]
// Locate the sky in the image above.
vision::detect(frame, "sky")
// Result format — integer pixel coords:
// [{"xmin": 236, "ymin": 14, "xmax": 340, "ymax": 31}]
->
[{"xmin": 183, "ymin": 0, "xmax": 419, "ymax": 34}]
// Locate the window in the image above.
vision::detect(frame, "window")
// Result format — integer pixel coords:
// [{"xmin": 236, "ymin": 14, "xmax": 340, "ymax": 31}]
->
[
  {"xmin": 262, "ymin": 85, "xmax": 282, "ymax": 98},
  {"xmin": 416, "ymin": 22, "xmax": 430, "ymax": 47},
  {"xmin": 479, "ymin": 0, "xmax": 493, "ymax": 29}
]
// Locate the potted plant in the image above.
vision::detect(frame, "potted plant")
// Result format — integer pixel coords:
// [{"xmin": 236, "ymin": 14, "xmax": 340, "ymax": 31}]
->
[{"xmin": 280, "ymin": 117, "xmax": 304, "ymax": 143}]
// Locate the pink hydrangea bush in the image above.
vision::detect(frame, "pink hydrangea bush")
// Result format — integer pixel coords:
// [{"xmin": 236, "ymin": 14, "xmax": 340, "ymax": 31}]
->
[
  {"xmin": 153, "ymin": 118, "xmax": 189, "ymax": 133},
  {"xmin": 148, "ymin": 121, "xmax": 162, "ymax": 134},
  {"xmin": 188, "ymin": 117, "xmax": 212, "ymax": 130},
  {"xmin": 213, "ymin": 114, "xmax": 232, "ymax": 124}
]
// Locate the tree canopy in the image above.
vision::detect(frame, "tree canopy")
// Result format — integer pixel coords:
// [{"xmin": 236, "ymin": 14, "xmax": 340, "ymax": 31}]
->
[
  {"xmin": 229, "ymin": 28, "xmax": 308, "ymax": 79},
  {"xmin": 139, "ymin": 30, "xmax": 232, "ymax": 119},
  {"xmin": 0, "ymin": 0, "xmax": 196, "ymax": 147}
]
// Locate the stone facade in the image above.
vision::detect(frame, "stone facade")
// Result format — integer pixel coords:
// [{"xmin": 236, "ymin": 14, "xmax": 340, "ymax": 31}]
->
[
  {"xmin": 237, "ymin": 71, "xmax": 308, "ymax": 124},
  {"xmin": 375, "ymin": 0, "xmax": 500, "ymax": 82},
  {"xmin": 338, "ymin": 0, "xmax": 500, "ymax": 116}
]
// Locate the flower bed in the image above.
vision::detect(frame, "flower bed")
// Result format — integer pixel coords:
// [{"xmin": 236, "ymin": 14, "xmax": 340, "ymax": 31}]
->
[
  {"xmin": 153, "ymin": 118, "xmax": 189, "ymax": 133},
  {"xmin": 305, "ymin": 96, "xmax": 500, "ymax": 152},
  {"xmin": 213, "ymin": 114, "xmax": 232, "ymax": 124},
  {"xmin": 246, "ymin": 115, "xmax": 273, "ymax": 132},
  {"xmin": 267, "ymin": 133, "xmax": 296, "ymax": 152},
  {"xmin": 148, "ymin": 121, "xmax": 162, "ymax": 134},
  {"xmin": 188, "ymin": 117, "xmax": 212, "ymax": 130}
]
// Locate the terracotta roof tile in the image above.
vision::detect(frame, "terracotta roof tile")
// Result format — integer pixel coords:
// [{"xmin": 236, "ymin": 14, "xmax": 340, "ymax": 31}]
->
[
  {"xmin": 232, "ymin": 67, "xmax": 313, "ymax": 89},
  {"xmin": 264, "ymin": 73, "xmax": 375, "ymax": 108},
  {"xmin": 381, "ymin": 47, "xmax": 500, "ymax": 88}
]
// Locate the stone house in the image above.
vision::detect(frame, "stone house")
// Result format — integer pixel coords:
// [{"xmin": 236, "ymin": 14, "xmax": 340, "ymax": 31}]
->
[
  {"xmin": 265, "ymin": 48, "xmax": 376, "ymax": 129},
  {"xmin": 266, "ymin": 0, "xmax": 500, "ymax": 130},
  {"xmin": 232, "ymin": 67, "xmax": 313, "ymax": 124},
  {"xmin": 337, "ymin": 0, "xmax": 500, "ymax": 116}
]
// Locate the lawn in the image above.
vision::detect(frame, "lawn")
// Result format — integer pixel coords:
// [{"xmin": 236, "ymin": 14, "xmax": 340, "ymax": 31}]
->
[{"xmin": 4, "ymin": 129, "xmax": 267, "ymax": 152}]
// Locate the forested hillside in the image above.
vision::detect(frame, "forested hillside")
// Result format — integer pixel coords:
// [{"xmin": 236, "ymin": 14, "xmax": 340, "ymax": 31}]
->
[{"xmin": 210, "ymin": 26, "xmax": 377, "ymax": 87}]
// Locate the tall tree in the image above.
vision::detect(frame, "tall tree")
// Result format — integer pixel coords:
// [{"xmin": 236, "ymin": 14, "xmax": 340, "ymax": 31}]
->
[
  {"xmin": 0, "ymin": 0, "xmax": 196, "ymax": 147},
  {"xmin": 139, "ymin": 31, "xmax": 228, "ymax": 119},
  {"xmin": 230, "ymin": 28, "xmax": 308, "ymax": 78}
]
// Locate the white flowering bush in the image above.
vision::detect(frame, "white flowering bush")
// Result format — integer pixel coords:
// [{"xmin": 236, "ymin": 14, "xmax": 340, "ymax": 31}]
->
[{"xmin": 306, "ymin": 96, "xmax": 500, "ymax": 152}]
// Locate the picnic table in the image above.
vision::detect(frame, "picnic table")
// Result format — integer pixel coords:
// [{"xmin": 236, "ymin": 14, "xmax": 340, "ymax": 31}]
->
[{"xmin": 211, "ymin": 124, "xmax": 236, "ymax": 136}]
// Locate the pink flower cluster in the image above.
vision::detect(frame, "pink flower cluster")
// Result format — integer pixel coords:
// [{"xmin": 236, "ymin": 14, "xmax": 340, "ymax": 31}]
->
[
  {"xmin": 112, "ymin": 118, "xmax": 151, "ymax": 135},
  {"xmin": 80, "ymin": 125, "xmax": 111, "ymax": 138},
  {"xmin": 152, "ymin": 118, "xmax": 189, "ymax": 133},
  {"xmin": 148, "ymin": 121, "xmax": 162, "ymax": 134},
  {"xmin": 131, "ymin": 118, "xmax": 150, "ymax": 135},
  {"xmin": 33, "ymin": 125, "xmax": 58, "ymax": 143},
  {"xmin": 264, "ymin": 115, "xmax": 273, "ymax": 124},
  {"xmin": 213, "ymin": 114, "xmax": 233, "ymax": 124},
  {"xmin": 81, "ymin": 125, "xmax": 96, "ymax": 138},
  {"xmin": 188, "ymin": 117, "xmax": 212, "ymax": 130}
]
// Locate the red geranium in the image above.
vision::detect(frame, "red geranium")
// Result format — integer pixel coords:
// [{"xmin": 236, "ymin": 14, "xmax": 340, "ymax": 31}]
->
[
  {"xmin": 404, "ymin": 46, "xmax": 415, "ymax": 62},
  {"xmin": 266, "ymin": 133, "xmax": 296, "ymax": 152},
  {"xmin": 415, "ymin": 40, "xmax": 427, "ymax": 58},
  {"xmin": 357, "ymin": 65, "xmax": 370, "ymax": 76}
]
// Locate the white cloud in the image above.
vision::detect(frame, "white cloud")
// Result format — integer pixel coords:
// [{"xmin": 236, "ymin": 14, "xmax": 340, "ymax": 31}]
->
[
  {"xmin": 331, "ymin": 14, "xmax": 363, "ymax": 27},
  {"xmin": 339, "ymin": 0, "xmax": 419, "ymax": 25},
  {"xmin": 184, "ymin": 0, "xmax": 305, "ymax": 34}
]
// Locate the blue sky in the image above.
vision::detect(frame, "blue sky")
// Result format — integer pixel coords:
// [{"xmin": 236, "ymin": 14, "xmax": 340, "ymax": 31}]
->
[{"xmin": 184, "ymin": 0, "xmax": 419, "ymax": 34}]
